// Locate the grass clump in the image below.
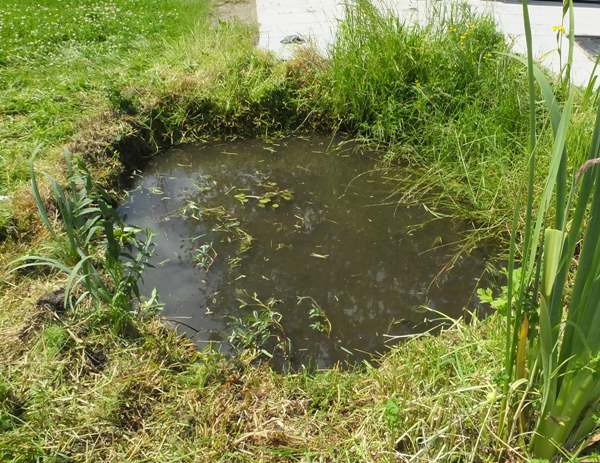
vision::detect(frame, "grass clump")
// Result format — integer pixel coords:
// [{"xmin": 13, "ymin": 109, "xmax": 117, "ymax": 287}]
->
[
  {"xmin": 312, "ymin": 1, "xmax": 596, "ymax": 246},
  {"xmin": 321, "ymin": 2, "xmax": 529, "ymax": 229},
  {"xmin": 327, "ymin": 2, "xmax": 522, "ymax": 145}
]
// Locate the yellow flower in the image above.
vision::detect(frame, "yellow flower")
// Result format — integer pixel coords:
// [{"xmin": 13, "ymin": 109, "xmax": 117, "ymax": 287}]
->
[{"xmin": 552, "ymin": 25, "xmax": 566, "ymax": 34}]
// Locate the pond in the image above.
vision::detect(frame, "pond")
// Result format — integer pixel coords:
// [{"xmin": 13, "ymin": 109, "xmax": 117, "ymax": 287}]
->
[{"xmin": 119, "ymin": 137, "xmax": 489, "ymax": 369}]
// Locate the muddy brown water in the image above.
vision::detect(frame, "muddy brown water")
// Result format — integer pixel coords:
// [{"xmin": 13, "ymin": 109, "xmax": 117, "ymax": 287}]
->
[{"xmin": 119, "ymin": 137, "xmax": 489, "ymax": 369}]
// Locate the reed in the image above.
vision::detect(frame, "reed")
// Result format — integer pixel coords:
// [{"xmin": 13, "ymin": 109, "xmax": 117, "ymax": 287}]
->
[
  {"xmin": 503, "ymin": 0, "xmax": 600, "ymax": 457},
  {"xmin": 11, "ymin": 150, "xmax": 154, "ymax": 321}
]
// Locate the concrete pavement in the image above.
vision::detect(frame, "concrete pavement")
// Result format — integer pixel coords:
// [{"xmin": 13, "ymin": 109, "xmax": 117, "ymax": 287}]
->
[{"xmin": 255, "ymin": 0, "xmax": 599, "ymax": 86}]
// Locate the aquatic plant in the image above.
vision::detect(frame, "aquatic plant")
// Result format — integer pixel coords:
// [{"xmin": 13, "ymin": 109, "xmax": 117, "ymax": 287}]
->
[
  {"xmin": 12, "ymin": 149, "xmax": 154, "ymax": 320},
  {"xmin": 501, "ymin": 0, "xmax": 600, "ymax": 457},
  {"xmin": 229, "ymin": 291, "xmax": 290, "ymax": 359},
  {"xmin": 184, "ymin": 202, "xmax": 254, "ymax": 257},
  {"xmin": 192, "ymin": 242, "xmax": 217, "ymax": 272},
  {"xmin": 233, "ymin": 180, "xmax": 294, "ymax": 209},
  {"xmin": 297, "ymin": 296, "xmax": 332, "ymax": 336}
]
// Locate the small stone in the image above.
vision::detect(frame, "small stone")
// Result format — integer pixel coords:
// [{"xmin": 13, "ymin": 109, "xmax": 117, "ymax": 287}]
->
[{"xmin": 280, "ymin": 34, "xmax": 306, "ymax": 44}]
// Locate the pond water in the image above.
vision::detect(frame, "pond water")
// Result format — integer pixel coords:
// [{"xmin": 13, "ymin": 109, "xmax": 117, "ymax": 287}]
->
[{"xmin": 119, "ymin": 137, "xmax": 489, "ymax": 369}]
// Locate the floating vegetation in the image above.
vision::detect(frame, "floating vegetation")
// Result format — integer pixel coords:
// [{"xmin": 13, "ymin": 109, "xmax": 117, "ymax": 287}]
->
[
  {"xmin": 228, "ymin": 291, "xmax": 290, "ymax": 359},
  {"xmin": 298, "ymin": 296, "xmax": 332, "ymax": 336},
  {"xmin": 189, "ymin": 205, "xmax": 254, "ymax": 254},
  {"xmin": 192, "ymin": 242, "xmax": 217, "ymax": 271},
  {"xmin": 233, "ymin": 179, "xmax": 294, "ymax": 209},
  {"xmin": 181, "ymin": 203, "xmax": 254, "ymax": 272}
]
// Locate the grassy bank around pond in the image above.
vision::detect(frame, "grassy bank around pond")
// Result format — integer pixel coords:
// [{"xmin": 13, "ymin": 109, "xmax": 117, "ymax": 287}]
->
[
  {"xmin": 1, "ymin": 0, "xmax": 599, "ymax": 461},
  {"xmin": 2, "ymin": 291, "xmax": 508, "ymax": 461}
]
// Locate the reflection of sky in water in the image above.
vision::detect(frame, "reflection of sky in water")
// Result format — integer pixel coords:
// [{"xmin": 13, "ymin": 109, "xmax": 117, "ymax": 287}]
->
[{"xmin": 119, "ymin": 138, "xmax": 490, "ymax": 369}]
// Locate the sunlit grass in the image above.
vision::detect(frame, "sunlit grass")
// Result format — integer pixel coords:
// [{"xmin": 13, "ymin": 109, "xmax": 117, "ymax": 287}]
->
[
  {"xmin": 317, "ymin": 0, "xmax": 596, "ymax": 246},
  {"xmin": 0, "ymin": 0, "xmax": 207, "ymax": 199}
]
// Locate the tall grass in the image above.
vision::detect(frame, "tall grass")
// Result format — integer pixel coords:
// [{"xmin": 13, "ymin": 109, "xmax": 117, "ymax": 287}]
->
[
  {"xmin": 317, "ymin": 0, "xmax": 537, "ymax": 241},
  {"xmin": 502, "ymin": 0, "xmax": 600, "ymax": 458},
  {"xmin": 328, "ymin": 1, "xmax": 521, "ymax": 141}
]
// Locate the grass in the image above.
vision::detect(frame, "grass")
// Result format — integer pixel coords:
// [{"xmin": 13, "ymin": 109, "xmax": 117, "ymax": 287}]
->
[
  {"xmin": 0, "ymin": 289, "xmax": 510, "ymax": 461},
  {"xmin": 0, "ymin": 0, "xmax": 208, "ymax": 227},
  {"xmin": 1, "ymin": 0, "xmax": 600, "ymax": 461},
  {"xmin": 314, "ymin": 1, "xmax": 597, "ymax": 246}
]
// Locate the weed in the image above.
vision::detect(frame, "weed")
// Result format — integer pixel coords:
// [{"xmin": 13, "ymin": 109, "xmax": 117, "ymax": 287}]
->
[
  {"xmin": 193, "ymin": 242, "xmax": 218, "ymax": 272},
  {"xmin": 297, "ymin": 296, "xmax": 332, "ymax": 336},
  {"xmin": 313, "ymin": 0, "xmax": 594, "ymax": 245},
  {"xmin": 0, "ymin": 379, "xmax": 23, "ymax": 433},
  {"xmin": 176, "ymin": 362, "xmax": 216, "ymax": 390},
  {"xmin": 38, "ymin": 324, "xmax": 70, "ymax": 359},
  {"xmin": 383, "ymin": 398, "xmax": 402, "ymax": 431},
  {"xmin": 477, "ymin": 267, "xmax": 523, "ymax": 315},
  {"xmin": 229, "ymin": 291, "xmax": 290, "ymax": 359}
]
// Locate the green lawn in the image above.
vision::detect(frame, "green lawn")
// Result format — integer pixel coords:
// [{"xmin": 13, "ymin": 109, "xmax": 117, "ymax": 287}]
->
[{"xmin": 0, "ymin": 0, "xmax": 207, "ymax": 198}]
